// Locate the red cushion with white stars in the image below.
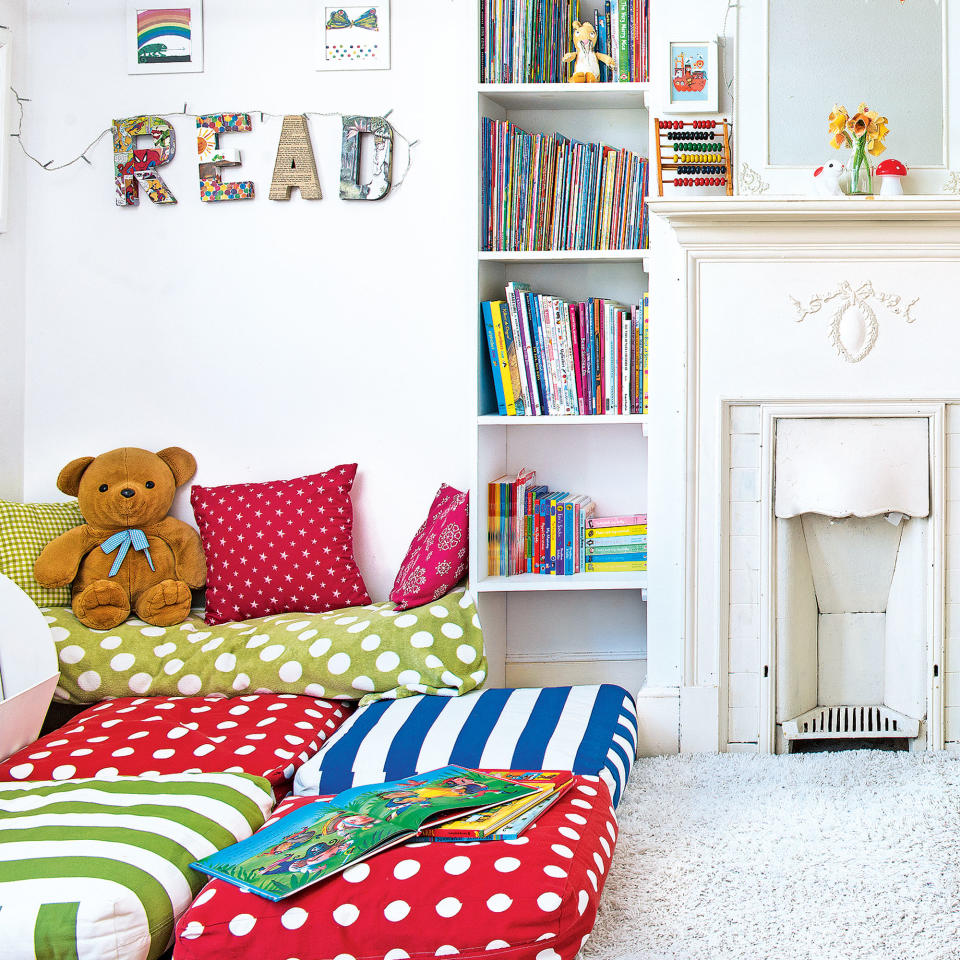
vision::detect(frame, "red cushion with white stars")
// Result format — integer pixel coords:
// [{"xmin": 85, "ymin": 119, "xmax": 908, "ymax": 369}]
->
[
  {"xmin": 190, "ymin": 463, "xmax": 371, "ymax": 626},
  {"xmin": 173, "ymin": 775, "xmax": 617, "ymax": 960},
  {"xmin": 0, "ymin": 694, "xmax": 354, "ymax": 799}
]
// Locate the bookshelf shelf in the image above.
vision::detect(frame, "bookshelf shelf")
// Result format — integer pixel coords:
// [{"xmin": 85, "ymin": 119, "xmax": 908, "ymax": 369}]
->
[
  {"xmin": 478, "ymin": 82, "xmax": 649, "ymax": 111},
  {"xmin": 478, "ymin": 250, "xmax": 650, "ymax": 266},
  {"xmin": 477, "ymin": 571, "xmax": 648, "ymax": 599},
  {"xmin": 477, "ymin": 414, "xmax": 649, "ymax": 433}
]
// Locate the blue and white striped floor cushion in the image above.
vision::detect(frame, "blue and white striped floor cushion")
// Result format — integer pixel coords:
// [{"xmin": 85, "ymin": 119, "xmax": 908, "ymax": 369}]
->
[{"xmin": 293, "ymin": 684, "xmax": 638, "ymax": 807}]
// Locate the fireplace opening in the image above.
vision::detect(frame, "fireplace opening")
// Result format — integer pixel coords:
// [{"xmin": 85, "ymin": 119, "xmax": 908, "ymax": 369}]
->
[{"xmin": 773, "ymin": 417, "xmax": 931, "ymax": 751}]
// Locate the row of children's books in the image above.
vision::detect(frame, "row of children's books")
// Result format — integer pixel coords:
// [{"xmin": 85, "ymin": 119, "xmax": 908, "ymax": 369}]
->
[
  {"xmin": 488, "ymin": 468, "xmax": 646, "ymax": 575},
  {"xmin": 479, "ymin": 0, "xmax": 649, "ymax": 83},
  {"xmin": 481, "ymin": 118, "xmax": 649, "ymax": 251},
  {"xmin": 193, "ymin": 767, "xmax": 573, "ymax": 901},
  {"xmin": 480, "ymin": 0, "xmax": 577, "ymax": 83},
  {"xmin": 482, "ymin": 287, "xmax": 648, "ymax": 417}
]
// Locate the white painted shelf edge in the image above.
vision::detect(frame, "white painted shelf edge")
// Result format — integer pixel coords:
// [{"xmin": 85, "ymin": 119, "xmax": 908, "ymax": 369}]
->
[
  {"xmin": 478, "ymin": 82, "xmax": 649, "ymax": 111},
  {"xmin": 478, "ymin": 250, "xmax": 650, "ymax": 266},
  {"xmin": 476, "ymin": 572, "xmax": 648, "ymax": 600},
  {"xmin": 477, "ymin": 414, "xmax": 648, "ymax": 433}
]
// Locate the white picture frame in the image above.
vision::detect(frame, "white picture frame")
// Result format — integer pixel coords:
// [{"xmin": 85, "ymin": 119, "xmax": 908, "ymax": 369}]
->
[
  {"xmin": 315, "ymin": 1, "xmax": 391, "ymax": 71},
  {"xmin": 0, "ymin": 28, "xmax": 11, "ymax": 233},
  {"xmin": 667, "ymin": 40, "xmax": 718, "ymax": 114},
  {"xmin": 126, "ymin": 0, "xmax": 204, "ymax": 75}
]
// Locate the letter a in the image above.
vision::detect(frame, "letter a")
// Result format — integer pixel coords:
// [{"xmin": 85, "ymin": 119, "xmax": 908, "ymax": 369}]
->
[{"xmin": 269, "ymin": 115, "xmax": 322, "ymax": 201}]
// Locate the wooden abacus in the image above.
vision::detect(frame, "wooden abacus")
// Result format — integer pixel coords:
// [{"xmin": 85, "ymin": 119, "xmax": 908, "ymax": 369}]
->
[{"xmin": 653, "ymin": 117, "xmax": 733, "ymax": 197}]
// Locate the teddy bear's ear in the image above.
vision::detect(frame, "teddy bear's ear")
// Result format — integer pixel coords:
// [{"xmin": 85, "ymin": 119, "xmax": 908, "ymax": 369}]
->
[
  {"xmin": 57, "ymin": 457, "xmax": 95, "ymax": 497},
  {"xmin": 157, "ymin": 447, "xmax": 197, "ymax": 487},
  {"xmin": 573, "ymin": 19, "xmax": 581, "ymax": 28}
]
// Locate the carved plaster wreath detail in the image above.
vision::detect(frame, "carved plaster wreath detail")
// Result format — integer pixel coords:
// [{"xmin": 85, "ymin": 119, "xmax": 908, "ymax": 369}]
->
[{"xmin": 788, "ymin": 280, "xmax": 919, "ymax": 363}]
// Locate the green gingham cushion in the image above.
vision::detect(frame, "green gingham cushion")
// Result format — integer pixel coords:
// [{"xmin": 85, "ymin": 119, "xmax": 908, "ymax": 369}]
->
[{"xmin": 0, "ymin": 499, "xmax": 85, "ymax": 605}]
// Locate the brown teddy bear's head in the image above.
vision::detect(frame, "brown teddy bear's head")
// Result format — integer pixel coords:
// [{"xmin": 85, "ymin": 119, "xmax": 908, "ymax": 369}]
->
[{"xmin": 57, "ymin": 447, "xmax": 197, "ymax": 530}]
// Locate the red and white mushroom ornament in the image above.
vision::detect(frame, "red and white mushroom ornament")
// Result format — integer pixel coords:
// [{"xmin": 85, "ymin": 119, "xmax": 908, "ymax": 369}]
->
[{"xmin": 875, "ymin": 158, "xmax": 907, "ymax": 196}]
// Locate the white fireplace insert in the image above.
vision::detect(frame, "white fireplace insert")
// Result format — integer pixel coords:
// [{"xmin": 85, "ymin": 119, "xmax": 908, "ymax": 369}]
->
[{"xmin": 772, "ymin": 416, "xmax": 933, "ymax": 751}]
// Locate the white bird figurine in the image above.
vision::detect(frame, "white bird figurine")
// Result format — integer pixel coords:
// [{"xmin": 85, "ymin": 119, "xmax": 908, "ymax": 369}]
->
[{"xmin": 813, "ymin": 160, "xmax": 845, "ymax": 197}]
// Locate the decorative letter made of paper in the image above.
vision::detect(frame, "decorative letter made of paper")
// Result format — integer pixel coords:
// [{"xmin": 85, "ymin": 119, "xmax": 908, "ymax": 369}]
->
[
  {"xmin": 339, "ymin": 115, "xmax": 393, "ymax": 201},
  {"xmin": 269, "ymin": 115, "xmax": 322, "ymax": 200},
  {"xmin": 196, "ymin": 113, "xmax": 255, "ymax": 202},
  {"xmin": 113, "ymin": 116, "xmax": 177, "ymax": 207}
]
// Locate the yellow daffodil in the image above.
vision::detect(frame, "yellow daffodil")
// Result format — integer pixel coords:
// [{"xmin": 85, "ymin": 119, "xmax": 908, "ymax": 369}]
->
[
  {"xmin": 847, "ymin": 110, "xmax": 871, "ymax": 138},
  {"xmin": 828, "ymin": 104, "xmax": 852, "ymax": 149}
]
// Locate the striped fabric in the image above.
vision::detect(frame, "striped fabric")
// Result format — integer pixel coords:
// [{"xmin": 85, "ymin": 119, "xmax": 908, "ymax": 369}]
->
[
  {"xmin": 0, "ymin": 772, "xmax": 274, "ymax": 960},
  {"xmin": 293, "ymin": 684, "xmax": 638, "ymax": 807}
]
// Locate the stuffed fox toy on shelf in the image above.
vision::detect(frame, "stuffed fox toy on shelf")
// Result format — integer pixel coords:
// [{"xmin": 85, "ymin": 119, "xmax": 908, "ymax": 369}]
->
[{"xmin": 563, "ymin": 20, "xmax": 615, "ymax": 83}]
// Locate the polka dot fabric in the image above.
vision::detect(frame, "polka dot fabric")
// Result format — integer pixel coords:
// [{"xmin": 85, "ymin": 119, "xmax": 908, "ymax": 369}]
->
[
  {"xmin": 390, "ymin": 484, "xmax": 469, "ymax": 611},
  {"xmin": 191, "ymin": 464, "xmax": 370, "ymax": 626},
  {"xmin": 41, "ymin": 586, "xmax": 486, "ymax": 706},
  {"xmin": 174, "ymin": 776, "xmax": 617, "ymax": 960},
  {"xmin": 0, "ymin": 694, "xmax": 353, "ymax": 799}
]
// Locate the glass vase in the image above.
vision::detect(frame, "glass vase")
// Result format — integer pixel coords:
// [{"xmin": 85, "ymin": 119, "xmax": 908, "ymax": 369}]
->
[{"xmin": 847, "ymin": 140, "xmax": 873, "ymax": 196}]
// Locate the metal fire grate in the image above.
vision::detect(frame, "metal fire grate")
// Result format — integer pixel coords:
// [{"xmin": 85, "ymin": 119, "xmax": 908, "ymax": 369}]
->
[{"xmin": 782, "ymin": 705, "xmax": 920, "ymax": 741}]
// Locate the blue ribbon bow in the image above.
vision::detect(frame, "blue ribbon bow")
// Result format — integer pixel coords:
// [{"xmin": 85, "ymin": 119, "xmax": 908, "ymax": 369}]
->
[{"xmin": 101, "ymin": 529, "xmax": 155, "ymax": 577}]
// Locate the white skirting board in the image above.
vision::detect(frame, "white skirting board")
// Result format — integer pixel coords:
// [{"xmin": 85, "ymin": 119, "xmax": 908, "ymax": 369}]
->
[{"xmin": 635, "ymin": 685, "xmax": 680, "ymax": 756}]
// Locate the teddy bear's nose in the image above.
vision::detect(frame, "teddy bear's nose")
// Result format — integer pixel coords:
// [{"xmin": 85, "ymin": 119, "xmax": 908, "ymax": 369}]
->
[{"xmin": 120, "ymin": 488, "xmax": 136, "ymax": 499}]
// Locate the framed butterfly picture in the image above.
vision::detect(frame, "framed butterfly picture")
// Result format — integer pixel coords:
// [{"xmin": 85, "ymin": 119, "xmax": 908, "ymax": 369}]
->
[{"xmin": 315, "ymin": 1, "xmax": 390, "ymax": 71}]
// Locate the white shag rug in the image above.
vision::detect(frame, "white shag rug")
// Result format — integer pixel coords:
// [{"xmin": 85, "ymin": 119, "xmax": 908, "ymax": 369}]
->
[{"xmin": 581, "ymin": 752, "xmax": 960, "ymax": 960}]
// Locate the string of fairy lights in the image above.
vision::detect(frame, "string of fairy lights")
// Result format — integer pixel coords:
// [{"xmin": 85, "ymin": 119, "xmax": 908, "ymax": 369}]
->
[{"xmin": 8, "ymin": 88, "xmax": 421, "ymax": 188}]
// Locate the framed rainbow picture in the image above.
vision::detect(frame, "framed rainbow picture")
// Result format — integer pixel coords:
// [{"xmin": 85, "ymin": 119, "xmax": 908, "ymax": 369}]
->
[{"xmin": 126, "ymin": 0, "xmax": 203, "ymax": 74}]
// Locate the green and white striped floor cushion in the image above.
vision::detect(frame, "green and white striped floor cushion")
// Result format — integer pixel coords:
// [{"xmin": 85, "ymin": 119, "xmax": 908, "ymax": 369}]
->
[{"xmin": 0, "ymin": 772, "xmax": 274, "ymax": 960}]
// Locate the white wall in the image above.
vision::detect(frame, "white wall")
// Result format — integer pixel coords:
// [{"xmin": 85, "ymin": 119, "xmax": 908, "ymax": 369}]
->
[
  {"xmin": 20, "ymin": 0, "xmax": 475, "ymax": 600},
  {"xmin": 0, "ymin": 0, "xmax": 26, "ymax": 500}
]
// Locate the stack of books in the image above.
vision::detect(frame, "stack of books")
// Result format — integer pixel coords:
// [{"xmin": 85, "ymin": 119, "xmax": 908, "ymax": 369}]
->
[
  {"xmin": 481, "ymin": 118, "xmax": 649, "ymax": 251},
  {"xmin": 488, "ymin": 468, "xmax": 645, "ymax": 576},
  {"xmin": 480, "ymin": 0, "xmax": 649, "ymax": 83},
  {"xmin": 421, "ymin": 770, "xmax": 573, "ymax": 840},
  {"xmin": 585, "ymin": 513, "xmax": 647, "ymax": 571},
  {"xmin": 482, "ymin": 286, "xmax": 648, "ymax": 416}
]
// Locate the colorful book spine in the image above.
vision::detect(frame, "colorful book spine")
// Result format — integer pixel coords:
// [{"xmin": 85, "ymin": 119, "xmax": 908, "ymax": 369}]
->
[
  {"xmin": 481, "ymin": 302, "xmax": 507, "ymax": 417},
  {"xmin": 586, "ymin": 560, "xmax": 647, "ymax": 573},
  {"xmin": 642, "ymin": 292, "xmax": 649, "ymax": 414},
  {"xmin": 584, "ymin": 551, "xmax": 645, "ymax": 563},
  {"xmin": 585, "ymin": 534, "xmax": 646, "ymax": 548},
  {"xmin": 585, "ymin": 524, "xmax": 647, "ymax": 538},
  {"xmin": 585, "ymin": 541, "xmax": 647, "ymax": 555},
  {"xmin": 587, "ymin": 513, "xmax": 647, "ymax": 527}
]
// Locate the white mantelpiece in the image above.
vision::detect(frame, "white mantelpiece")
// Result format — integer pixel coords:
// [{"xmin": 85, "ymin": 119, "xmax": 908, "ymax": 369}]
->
[{"xmin": 647, "ymin": 197, "xmax": 960, "ymax": 755}]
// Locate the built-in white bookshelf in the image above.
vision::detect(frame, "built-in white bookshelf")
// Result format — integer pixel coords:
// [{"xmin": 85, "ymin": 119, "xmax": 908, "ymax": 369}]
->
[{"xmin": 469, "ymin": 8, "xmax": 653, "ymax": 694}]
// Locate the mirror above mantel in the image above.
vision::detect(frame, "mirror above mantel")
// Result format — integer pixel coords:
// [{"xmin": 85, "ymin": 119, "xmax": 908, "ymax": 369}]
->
[{"xmin": 735, "ymin": 0, "xmax": 960, "ymax": 196}]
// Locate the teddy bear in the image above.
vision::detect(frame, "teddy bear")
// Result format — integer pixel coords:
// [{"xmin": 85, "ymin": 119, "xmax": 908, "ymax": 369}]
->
[{"xmin": 34, "ymin": 447, "xmax": 206, "ymax": 630}]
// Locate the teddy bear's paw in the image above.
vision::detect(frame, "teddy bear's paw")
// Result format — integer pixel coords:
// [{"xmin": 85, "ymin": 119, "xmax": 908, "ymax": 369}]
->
[
  {"xmin": 74, "ymin": 579, "xmax": 131, "ymax": 630},
  {"xmin": 136, "ymin": 579, "xmax": 192, "ymax": 627}
]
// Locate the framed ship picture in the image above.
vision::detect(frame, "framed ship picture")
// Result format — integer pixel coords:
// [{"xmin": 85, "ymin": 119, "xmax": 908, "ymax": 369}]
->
[
  {"xmin": 126, "ymin": 1, "xmax": 204, "ymax": 74},
  {"xmin": 668, "ymin": 40, "xmax": 717, "ymax": 113}
]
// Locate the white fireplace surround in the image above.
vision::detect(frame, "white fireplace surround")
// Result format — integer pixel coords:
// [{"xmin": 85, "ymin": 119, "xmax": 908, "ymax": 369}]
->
[{"xmin": 644, "ymin": 198, "xmax": 960, "ymax": 755}]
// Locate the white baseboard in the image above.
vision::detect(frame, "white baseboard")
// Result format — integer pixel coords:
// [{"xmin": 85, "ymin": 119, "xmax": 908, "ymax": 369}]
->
[{"xmin": 635, "ymin": 685, "xmax": 680, "ymax": 756}]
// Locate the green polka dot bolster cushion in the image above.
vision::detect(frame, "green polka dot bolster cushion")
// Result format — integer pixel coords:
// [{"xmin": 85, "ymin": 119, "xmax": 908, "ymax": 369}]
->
[
  {"xmin": 44, "ymin": 586, "xmax": 486, "ymax": 706},
  {"xmin": 0, "ymin": 498, "xmax": 84, "ymax": 605}
]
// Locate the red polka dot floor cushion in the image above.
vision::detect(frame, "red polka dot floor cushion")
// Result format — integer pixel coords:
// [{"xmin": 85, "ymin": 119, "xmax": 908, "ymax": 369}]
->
[
  {"xmin": 0, "ymin": 694, "xmax": 354, "ymax": 799},
  {"xmin": 173, "ymin": 775, "xmax": 617, "ymax": 960}
]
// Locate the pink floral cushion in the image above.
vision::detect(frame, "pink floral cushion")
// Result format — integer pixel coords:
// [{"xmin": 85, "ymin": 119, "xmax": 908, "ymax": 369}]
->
[
  {"xmin": 191, "ymin": 464, "xmax": 370, "ymax": 625},
  {"xmin": 389, "ymin": 484, "xmax": 469, "ymax": 610}
]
